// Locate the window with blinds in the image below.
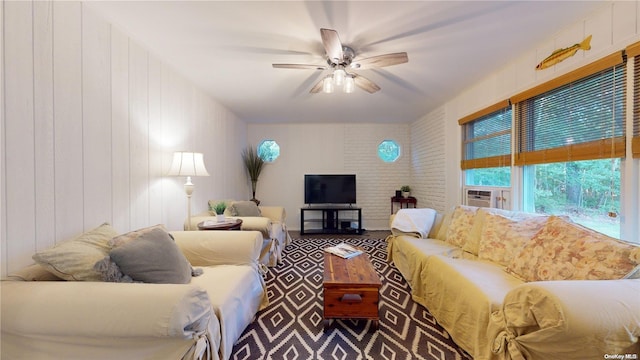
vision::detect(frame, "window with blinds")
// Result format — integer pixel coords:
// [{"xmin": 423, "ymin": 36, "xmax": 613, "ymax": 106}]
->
[
  {"xmin": 514, "ymin": 54, "xmax": 626, "ymax": 165},
  {"xmin": 460, "ymin": 101, "xmax": 512, "ymax": 170},
  {"xmin": 630, "ymin": 41, "xmax": 640, "ymax": 158},
  {"xmin": 511, "ymin": 52, "xmax": 626, "ymax": 238}
]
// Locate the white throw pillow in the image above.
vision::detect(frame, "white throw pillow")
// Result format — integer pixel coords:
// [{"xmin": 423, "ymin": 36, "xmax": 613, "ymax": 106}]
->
[{"xmin": 32, "ymin": 223, "xmax": 118, "ymax": 281}]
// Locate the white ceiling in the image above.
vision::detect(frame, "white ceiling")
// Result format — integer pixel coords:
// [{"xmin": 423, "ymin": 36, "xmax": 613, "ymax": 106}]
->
[{"xmin": 86, "ymin": 1, "xmax": 607, "ymax": 124}]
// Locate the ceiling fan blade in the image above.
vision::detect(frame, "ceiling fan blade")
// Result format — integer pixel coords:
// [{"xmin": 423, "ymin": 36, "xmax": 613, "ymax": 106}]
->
[
  {"xmin": 309, "ymin": 78, "xmax": 324, "ymax": 93},
  {"xmin": 272, "ymin": 64, "xmax": 327, "ymax": 70},
  {"xmin": 352, "ymin": 52, "xmax": 409, "ymax": 69},
  {"xmin": 353, "ymin": 74, "xmax": 381, "ymax": 93},
  {"xmin": 320, "ymin": 28, "xmax": 343, "ymax": 63}
]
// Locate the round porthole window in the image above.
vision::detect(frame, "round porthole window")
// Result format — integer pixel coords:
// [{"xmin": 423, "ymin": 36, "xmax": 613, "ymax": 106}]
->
[
  {"xmin": 258, "ymin": 140, "xmax": 280, "ymax": 162},
  {"xmin": 378, "ymin": 140, "xmax": 400, "ymax": 162}
]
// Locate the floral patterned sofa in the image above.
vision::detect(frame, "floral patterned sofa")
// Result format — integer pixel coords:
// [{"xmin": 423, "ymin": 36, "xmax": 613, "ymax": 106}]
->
[{"xmin": 387, "ymin": 206, "xmax": 640, "ymax": 360}]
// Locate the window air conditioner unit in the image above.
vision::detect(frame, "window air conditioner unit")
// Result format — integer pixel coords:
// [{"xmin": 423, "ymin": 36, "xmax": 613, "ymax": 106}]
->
[{"xmin": 466, "ymin": 189, "xmax": 495, "ymax": 208}]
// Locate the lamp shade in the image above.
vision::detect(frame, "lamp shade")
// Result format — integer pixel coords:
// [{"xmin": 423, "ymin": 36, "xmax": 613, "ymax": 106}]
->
[{"xmin": 167, "ymin": 152, "xmax": 210, "ymax": 177}]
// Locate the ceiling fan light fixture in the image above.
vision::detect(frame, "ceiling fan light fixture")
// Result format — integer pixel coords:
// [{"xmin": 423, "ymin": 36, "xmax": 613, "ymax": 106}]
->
[
  {"xmin": 344, "ymin": 76, "xmax": 355, "ymax": 93},
  {"xmin": 323, "ymin": 76, "xmax": 334, "ymax": 93},
  {"xmin": 273, "ymin": 28, "xmax": 407, "ymax": 96},
  {"xmin": 333, "ymin": 68, "xmax": 346, "ymax": 86}
]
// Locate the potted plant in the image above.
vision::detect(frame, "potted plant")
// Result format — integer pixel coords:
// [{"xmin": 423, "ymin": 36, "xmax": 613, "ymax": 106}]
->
[
  {"xmin": 242, "ymin": 145, "xmax": 265, "ymax": 205},
  {"xmin": 212, "ymin": 201, "xmax": 227, "ymax": 222},
  {"xmin": 400, "ymin": 185, "xmax": 411, "ymax": 198}
]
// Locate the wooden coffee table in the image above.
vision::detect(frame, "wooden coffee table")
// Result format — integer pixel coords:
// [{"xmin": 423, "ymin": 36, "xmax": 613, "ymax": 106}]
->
[
  {"xmin": 323, "ymin": 248, "xmax": 382, "ymax": 330},
  {"xmin": 197, "ymin": 219, "xmax": 243, "ymax": 231}
]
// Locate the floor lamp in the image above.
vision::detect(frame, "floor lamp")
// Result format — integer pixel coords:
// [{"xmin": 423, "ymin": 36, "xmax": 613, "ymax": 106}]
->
[{"xmin": 167, "ymin": 151, "xmax": 210, "ymax": 230}]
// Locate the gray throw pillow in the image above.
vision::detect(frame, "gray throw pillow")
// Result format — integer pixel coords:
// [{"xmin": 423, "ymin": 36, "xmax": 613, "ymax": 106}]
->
[
  {"xmin": 229, "ymin": 201, "xmax": 261, "ymax": 217},
  {"xmin": 93, "ymin": 256, "xmax": 134, "ymax": 283},
  {"xmin": 108, "ymin": 228, "xmax": 192, "ymax": 284}
]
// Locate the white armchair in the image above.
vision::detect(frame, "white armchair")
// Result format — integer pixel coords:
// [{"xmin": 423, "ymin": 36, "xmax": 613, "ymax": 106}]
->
[{"xmin": 186, "ymin": 200, "xmax": 291, "ymax": 267}]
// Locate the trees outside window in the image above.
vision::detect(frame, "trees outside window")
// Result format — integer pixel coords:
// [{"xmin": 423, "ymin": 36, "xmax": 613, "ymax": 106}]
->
[
  {"xmin": 258, "ymin": 140, "xmax": 280, "ymax": 162},
  {"xmin": 524, "ymin": 159, "xmax": 620, "ymax": 238},
  {"xmin": 465, "ymin": 167, "xmax": 510, "ymax": 187},
  {"xmin": 378, "ymin": 140, "xmax": 400, "ymax": 162}
]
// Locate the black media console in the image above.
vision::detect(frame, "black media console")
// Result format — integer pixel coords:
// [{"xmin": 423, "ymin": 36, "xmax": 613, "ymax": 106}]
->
[{"xmin": 300, "ymin": 206, "xmax": 362, "ymax": 235}]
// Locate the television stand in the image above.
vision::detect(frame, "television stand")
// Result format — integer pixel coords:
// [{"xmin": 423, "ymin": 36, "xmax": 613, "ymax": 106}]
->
[{"xmin": 300, "ymin": 206, "xmax": 362, "ymax": 235}]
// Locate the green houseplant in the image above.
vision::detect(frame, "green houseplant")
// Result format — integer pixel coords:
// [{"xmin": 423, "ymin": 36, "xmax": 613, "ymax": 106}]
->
[
  {"xmin": 211, "ymin": 201, "xmax": 227, "ymax": 222},
  {"xmin": 242, "ymin": 145, "xmax": 265, "ymax": 204},
  {"xmin": 400, "ymin": 185, "xmax": 411, "ymax": 198},
  {"xmin": 212, "ymin": 201, "xmax": 227, "ymax": 215}
]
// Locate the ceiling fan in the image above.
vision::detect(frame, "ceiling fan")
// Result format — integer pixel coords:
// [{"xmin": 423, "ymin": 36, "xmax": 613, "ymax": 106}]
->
[{"xmin": 272, "ymin": 28, "xmax": 408, "ymax": 94}]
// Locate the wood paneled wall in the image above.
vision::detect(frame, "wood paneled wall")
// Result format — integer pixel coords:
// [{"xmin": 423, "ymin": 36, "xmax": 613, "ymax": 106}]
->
[{"xmin": 1, "ymin": 1, "xmax": 248, "ymax": 276}]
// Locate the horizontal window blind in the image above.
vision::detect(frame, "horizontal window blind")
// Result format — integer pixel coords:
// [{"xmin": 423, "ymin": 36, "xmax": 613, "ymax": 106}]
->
[
  {"xmin": 630, "ymin": 41, "xmax": 640, "ymax": 158},
  {"xmin": 460, "ymin": 101, "xmax": 511, "ymax": 170},
  {"xmin": 515, "ymin": 54, "xmax": 626, "ymax": 166}
]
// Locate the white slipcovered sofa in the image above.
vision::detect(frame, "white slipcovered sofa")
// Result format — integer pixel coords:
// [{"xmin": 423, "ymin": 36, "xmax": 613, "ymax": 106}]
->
[
  {"xmin": 387, "ymin": 206, "xmax": 640, "ymax": 360},
  {"xmin": 2, "ymin": 224, "xmax": 269, "ymax": 360},
  {"xmin": 186, "ymin": 200, "xmax": 291, "ymax": 267}
]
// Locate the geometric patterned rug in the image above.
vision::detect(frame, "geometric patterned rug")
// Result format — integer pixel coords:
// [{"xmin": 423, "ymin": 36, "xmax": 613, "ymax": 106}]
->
[{"xmin": 230, "ymin": 234, "xmax": 473, "ymax": 360}]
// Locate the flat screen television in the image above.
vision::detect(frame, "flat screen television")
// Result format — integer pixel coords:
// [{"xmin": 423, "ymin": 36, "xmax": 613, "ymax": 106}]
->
[{"xmin": 304, "ymin": 174, "xmax": 356, "ymax": 205}]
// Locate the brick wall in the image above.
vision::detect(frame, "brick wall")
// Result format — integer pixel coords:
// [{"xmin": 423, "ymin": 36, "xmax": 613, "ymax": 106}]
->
[
  {"xmin": 344, "ymin": 124, "xmax": 411, "ymax": 230},
  {"xmin": 410, "ymin": 106, "xmax": 447, "ymax": 212},
  {"xmin": 248, "ymin": 122, "xmax": 412, "ymax": 230}
]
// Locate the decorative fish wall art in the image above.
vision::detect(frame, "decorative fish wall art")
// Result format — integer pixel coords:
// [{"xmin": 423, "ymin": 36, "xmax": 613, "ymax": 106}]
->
[{"xmin": 536, "ymin": 35, "xmax": 592, "ymax": 70}]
